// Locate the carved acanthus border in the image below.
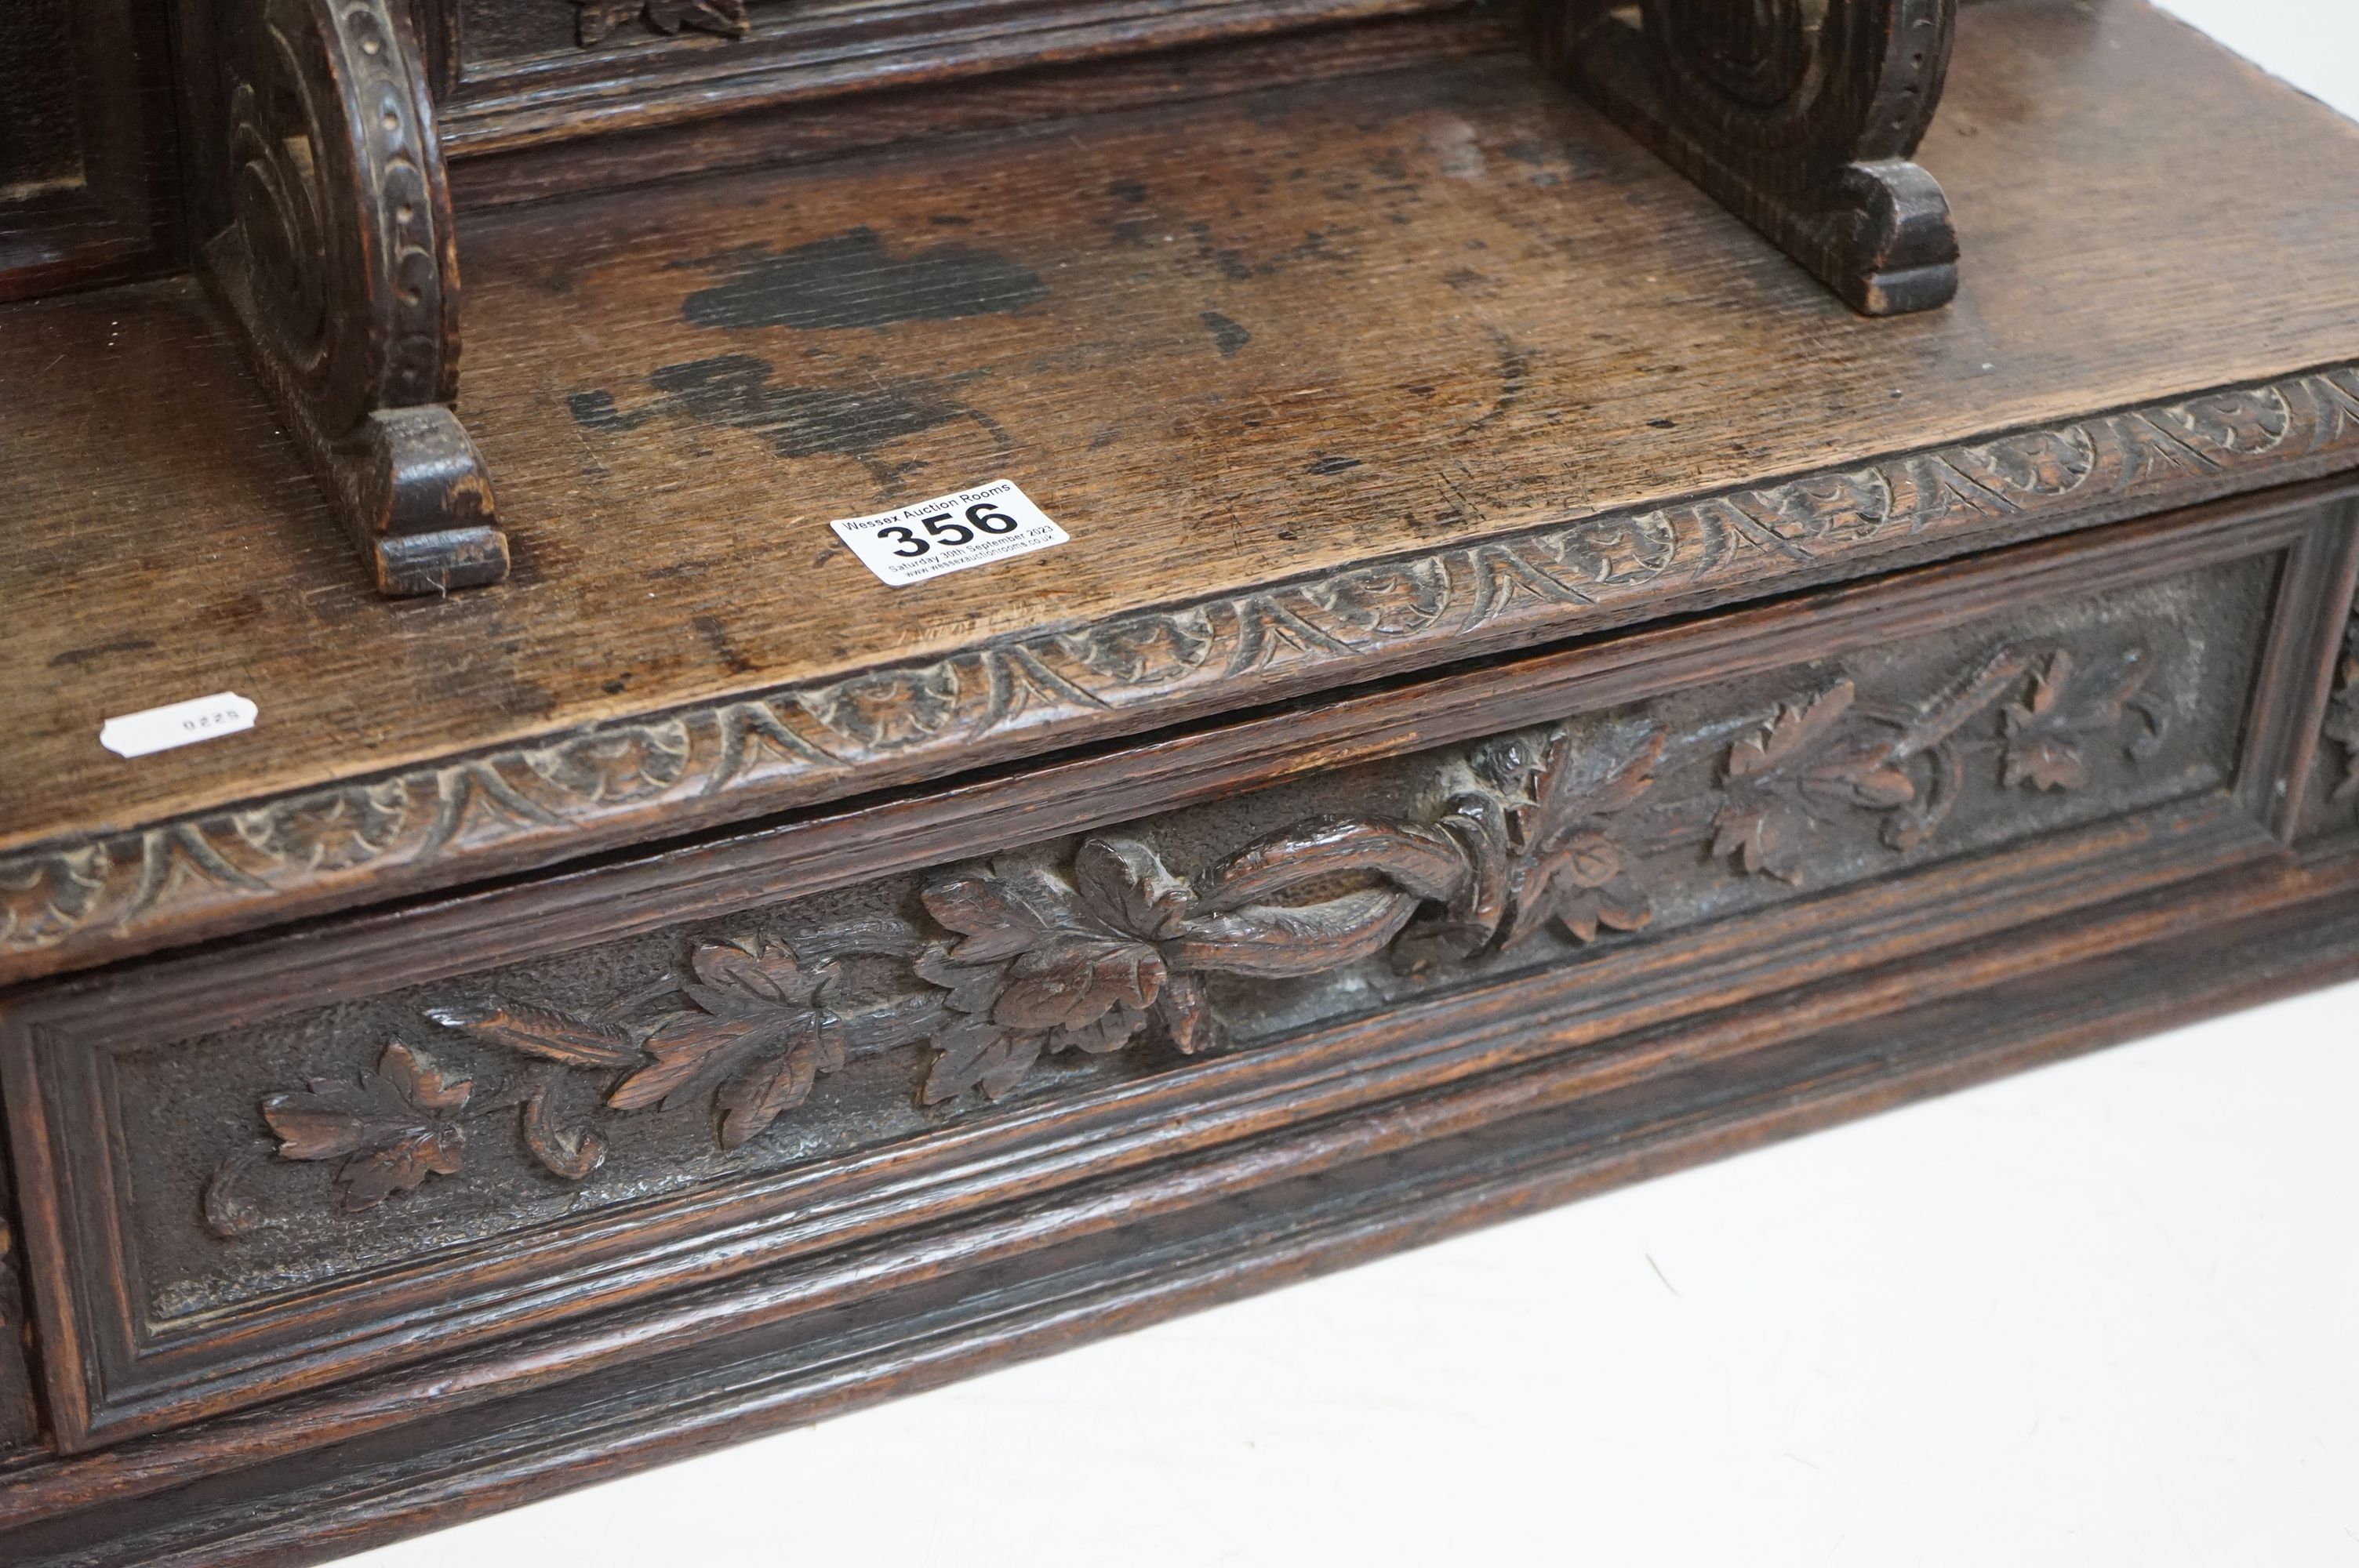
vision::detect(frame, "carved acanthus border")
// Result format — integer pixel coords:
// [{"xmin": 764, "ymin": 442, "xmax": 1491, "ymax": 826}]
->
[
  {"xmin": 210, "ymin": 633, "xmax": 2164, "ymax": 1222},
  {"xmin": 8, "ymin": 367, "xmax": 2358, "ymax": 984}
]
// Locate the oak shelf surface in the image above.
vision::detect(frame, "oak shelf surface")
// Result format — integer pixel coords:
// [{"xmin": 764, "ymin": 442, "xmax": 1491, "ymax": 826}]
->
[{"xmin": 5, "ymin": 0, "xmax": 2356, "ymax": 924}]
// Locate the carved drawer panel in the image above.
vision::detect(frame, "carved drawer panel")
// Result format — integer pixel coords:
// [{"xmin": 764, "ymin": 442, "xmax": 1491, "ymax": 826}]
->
[
  {"xmin": 2306, "ymin": 596, "xmax": 2359, "ymax": 837},
  {"xmin": 5, "ymin": 495, "xmax": 2352, "ymax": 1450}
]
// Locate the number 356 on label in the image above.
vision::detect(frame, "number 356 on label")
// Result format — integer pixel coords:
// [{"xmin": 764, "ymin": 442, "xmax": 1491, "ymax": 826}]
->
[{"xmin": 829, "ymin": 479, "xmax": 1070, "ymax": 587}]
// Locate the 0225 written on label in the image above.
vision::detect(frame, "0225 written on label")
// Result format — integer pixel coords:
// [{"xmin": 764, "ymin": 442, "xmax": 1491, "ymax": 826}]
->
[
  {"xmin": 99, "ymin": 692, "xmax": 260, "ymax": 759},
  {"xmin": 830, "ymin": 480, "xmax": 1069, "ymax": 587}
]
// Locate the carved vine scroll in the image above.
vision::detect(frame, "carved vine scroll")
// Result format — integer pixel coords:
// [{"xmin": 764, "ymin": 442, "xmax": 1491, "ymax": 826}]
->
[
  {"xmin": 1539, "ymin": 0, "xmax": 1960, "ymax": 315},
  {"xmin": 209, "ymin": 633, "xmax": 2166, "ymax": 1225},
  {"xmin": 208, "ymin": 0, "xmax": 508, "ymax": 595}
]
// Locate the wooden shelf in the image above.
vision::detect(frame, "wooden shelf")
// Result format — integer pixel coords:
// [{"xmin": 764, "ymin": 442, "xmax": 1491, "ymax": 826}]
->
[{"xmin": 7, "ymin": 0, "xmax": 2359, "ymax": 974}]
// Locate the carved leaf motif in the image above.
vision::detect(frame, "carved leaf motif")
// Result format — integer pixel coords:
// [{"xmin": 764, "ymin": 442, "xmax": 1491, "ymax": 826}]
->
[
  {"xmin": 1729, "ymin": 682, "xmax": 1853, "ymax": 779},
  {"xmin": 922, "ymin": 855, "xmax": 1169, "ymax": 1044},
  {"xmin": 611, "ymin": 1012, "xmax": 776, "ymax": 1110},
  {"xmin": 917, "ymin": 1012, "xmax": 1043, "ymax": 1104},
  {"xmin": 998, "ymin": 944, "xmax": 1163, "ymax": 1032},
  {"xmin": 2165, "ymin": 390, "xmax": 2291, "ymax": 457},
  {"xmin": 427, "ymin": 1000, "xmax": 642, "ymax": 1069},
  {"xmin": 1068, "ymin": 614, "xmax": 1212, "ymax": 684},
  {"xmin": 1521, "ymin": 720, "xmax": 1661, "ymax": 845},
  {"xmin": 236, "ymin": 783, "xmax": 408, "ymax": 872},
  {"xmin": 1482, "ymin": 720, "xmax": 1663, "ymax": 949},
  {"xmin": 0, "ymin": 844, "xmax": 107, "ymax": 949},
  {"xmin": 1554, "ymin": 512, "xmax": 1679, "ymax": 588},
  {"xmin": 527, "ymin": 724, "xmax": 689, "ymax": 803},
  {"xmin": 2001, "ymin": 650, "xmax": 2153, "ymax": 793},
  {"xmin": 1073, "ymin": 838, "xmax": 1196, "ymax": 942},
  {"xmin": 809, "ymin": 667, "xmax": 959, "ymax": 749},
  {"xmin": 576, "ymin": 0, "xmax": 750, "ymax": 45},
  {"xmin": 206, "ymin": 611, "xmax": 2205, "ymax": 1236},
  {"xmin": 1506, "ymin": 832, "xmax": 1653, "ymax": 947},
  {"xmin": 714, "ymin": 1016, "xmax": 847, "ymax": 1148},
  {"xmin": 1962, "ymin": 430, "xmax": 2094, "ymax": 502},
  {"xmin": 1714, "ymin": 682, "xmax": 1916, "ymax": 882},
  {"xmin": 260, "ymin": 1043, "xmax": 471, "ymax": 1210},
  {"xmin": 1316, "ymin": 564, "xmax": 1449, "ymax": 634},
  {"xmin": 911, "ymin": 826, "xmax": 1394, "ymax": 1097},
  {"xmin": 609, "ymin": 938, "xmax": 848, "ymax": 1143},
  {"xmin": 693, "ymin": 935, "xmax": 822, "ymax": 1005},
  {"xmin": 2327, "ymin": 619, "xmax": 2359, "ymax": 804}
]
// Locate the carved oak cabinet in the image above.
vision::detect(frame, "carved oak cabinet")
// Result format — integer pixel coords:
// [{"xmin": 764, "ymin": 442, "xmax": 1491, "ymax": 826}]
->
[{"xmin": 3, "ymin": 0, "xmax": 2358, "ymax": 1561}]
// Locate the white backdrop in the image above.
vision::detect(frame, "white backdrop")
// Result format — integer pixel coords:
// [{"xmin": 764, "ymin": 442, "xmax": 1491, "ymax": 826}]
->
[{"xmin": 357, "ymin": 9, "xmax": 2359, "ymax": 1565}]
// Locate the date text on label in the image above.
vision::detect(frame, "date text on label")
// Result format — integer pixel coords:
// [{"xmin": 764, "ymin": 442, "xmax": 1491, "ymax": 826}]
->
[{"xmin": 830, "ymin": 480, "xmax": 1069, "ymax": 586}]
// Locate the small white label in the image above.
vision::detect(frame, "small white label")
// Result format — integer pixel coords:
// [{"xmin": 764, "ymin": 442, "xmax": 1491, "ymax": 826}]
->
[
  {"xmin": 830, "ymin": 479, "xmax": 1069, "ymax": 587},
  {"xmin": 99, "ymin": 692, "xmax": 258, "ymax": 759}
]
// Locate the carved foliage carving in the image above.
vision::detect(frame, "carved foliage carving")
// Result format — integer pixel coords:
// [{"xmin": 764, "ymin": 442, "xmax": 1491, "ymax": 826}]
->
[
  {"xmin": 15, "ymin": 370, "xmax": 2354, "ymax": 980},
  {"xmin": 2327, "ymin": 609, "xmax": 2359, "ymax": 808},
  {"xmin": 215, "ymin": 633, "xmax": 2172, "ymax": 1228},
  {"xmin": 576, "ymin": 0, "xmax": 751, "ymax": 45},
  {"xmin": 260, "ymin": 1043, "xmax": 472, "ymax": 1210}
]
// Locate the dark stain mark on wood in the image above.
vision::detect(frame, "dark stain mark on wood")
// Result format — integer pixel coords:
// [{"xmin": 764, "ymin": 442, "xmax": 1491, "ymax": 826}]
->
[
  {"xmin": 675, "ymin": 228, "xmax": 1048, "ymax": 332},
  {"xmin": 1305, "ymin": 454, "xmax": 1361, "ymax": 475},
  {"xmin": 49, "ymin": 637, "xmax": 159, "ymax": 669},
  {"xmin": 1187, "ymin": 222, "xmax": 1257, "ymax": 281},
  {"xmin": 692, "ymin": 614, "xmax": 756, "ymax": 675},
  {"xmin": 1200, "ymin": 310, "xmax": 1251, "ymax": 355},
  {"xmin": 567, "ymin": 354, "xmax": 1006, "ymax": 494}
]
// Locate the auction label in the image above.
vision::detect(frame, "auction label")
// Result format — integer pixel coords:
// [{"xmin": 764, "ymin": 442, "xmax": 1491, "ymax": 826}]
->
[
  {"xmin": 830, "ymin": 479, "xmax": 1068, "ymax": 586},
  {"xmin": 100, "ymin": 691, "xmax": 259, "ymax": 759}
]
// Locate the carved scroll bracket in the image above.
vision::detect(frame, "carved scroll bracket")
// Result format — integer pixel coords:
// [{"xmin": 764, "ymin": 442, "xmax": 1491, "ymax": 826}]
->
[
  {"xmin": 206, "ymin": 0, "xmax": 507, "ymax": 595},
  {"xmin": 1539, "ymin": 0, "xmax": 1960, "ymax": 316}
]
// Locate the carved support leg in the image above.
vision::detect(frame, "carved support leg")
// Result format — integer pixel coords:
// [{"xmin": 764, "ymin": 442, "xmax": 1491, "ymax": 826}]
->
[
  {"xmin": 205, "ymin": 0, "xmax": 508, "ymax": 595},
  {"xmin": 1537, "ymin": 0, "xmax": 1961, "ymax": 316}
]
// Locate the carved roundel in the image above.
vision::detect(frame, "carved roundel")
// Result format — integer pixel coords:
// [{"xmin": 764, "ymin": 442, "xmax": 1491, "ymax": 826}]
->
[
  {"xmin": 1639, "ymin": 0, "xmax": 1955, "ymax": 167},
  {"xmin": 227, "ymin": 0, "xmax": 459, "ymax": 432}
]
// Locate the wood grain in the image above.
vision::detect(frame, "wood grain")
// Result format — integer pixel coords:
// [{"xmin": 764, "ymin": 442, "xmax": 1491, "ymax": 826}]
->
[
  {"xmin": 1, "ymin": 5, "xmax": 2355, "ymax": 1563},
  {"xmin": 6, "ymin": 0, "xmax": 2359, "ymax": 981},
  {"xmin": 3, "ymin": 839, "xmax": 2358, "ymax": 1561},
  {"xmin": 0, "ymin": 0, "xmax": 182, "ymax": 301}
]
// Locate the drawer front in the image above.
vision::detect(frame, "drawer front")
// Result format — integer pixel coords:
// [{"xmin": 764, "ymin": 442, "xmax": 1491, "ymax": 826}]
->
[{"xmin": 6, "ymin": 494, "xmax": 2353, "ymax": 1449}]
